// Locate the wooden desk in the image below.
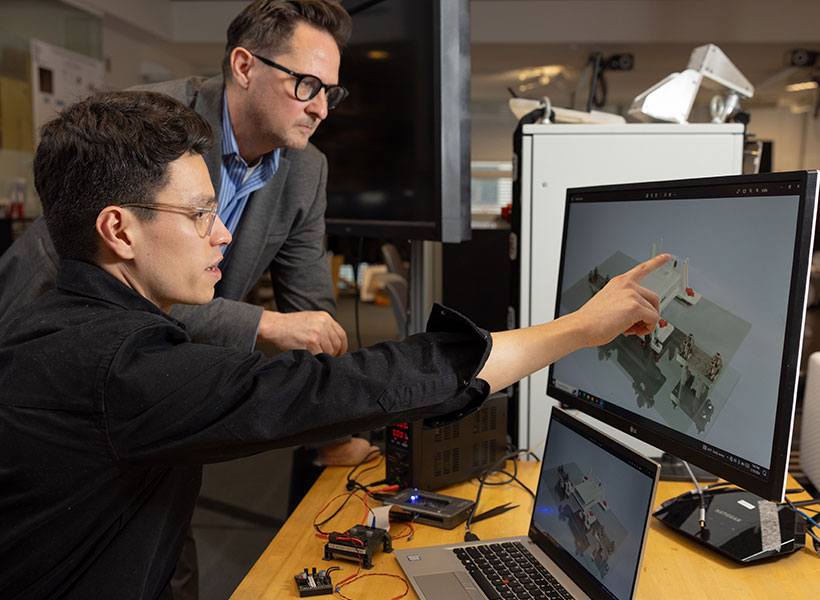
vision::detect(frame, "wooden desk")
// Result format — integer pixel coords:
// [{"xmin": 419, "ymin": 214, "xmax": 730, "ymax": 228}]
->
[{"xmin": 231, "ymin": 462, "xmax": 820, "ymax": 600}]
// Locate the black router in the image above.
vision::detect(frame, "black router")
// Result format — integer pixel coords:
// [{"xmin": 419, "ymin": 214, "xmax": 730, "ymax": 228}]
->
[{"xmin": 653, "ymin": 487, "xmax": 806, "ymax": 563}]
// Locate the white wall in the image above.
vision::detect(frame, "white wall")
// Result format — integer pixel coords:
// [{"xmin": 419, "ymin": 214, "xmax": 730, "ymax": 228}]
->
[
  {"xmin": 63, "ymin": 0, "xmax": 173, "ymax": 39},
  {"xmin": 748, "ymin": 107, "xmax": 813, "ymax": 172},
  {"xmin": 102, "ymin": 19, "xmax": 203, "ymax": 90}
]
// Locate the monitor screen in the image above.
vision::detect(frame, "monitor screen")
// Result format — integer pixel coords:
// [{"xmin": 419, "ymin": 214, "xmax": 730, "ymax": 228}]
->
[
  {"xmin": 547, "ymin": 171, "xmax": 818, "ymax": 501},
  {"xmin": 314, "ymin": 0, "xmax": 471, "ymax": 242}
]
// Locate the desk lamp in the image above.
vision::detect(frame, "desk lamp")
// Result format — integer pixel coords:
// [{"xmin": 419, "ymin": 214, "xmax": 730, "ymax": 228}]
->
[{"xmin": 629, "ymin": 44, "xmax": 754, "ymax": 124}]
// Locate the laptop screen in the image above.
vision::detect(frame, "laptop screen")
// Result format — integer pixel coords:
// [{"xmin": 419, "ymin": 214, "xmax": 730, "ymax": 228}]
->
[{"xmin": 529, "ymin": 409, "xmax": 659, "ymax": 600}]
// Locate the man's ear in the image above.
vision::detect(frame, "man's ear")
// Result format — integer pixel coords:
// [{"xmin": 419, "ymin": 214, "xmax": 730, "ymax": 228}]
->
[
  {"xmin": 96, "ymin": 206, "xmax": 137, "ymax": 260},
  {"xmin": 230, "ymin": 47, "xmax": 254, "ymax": 90}
]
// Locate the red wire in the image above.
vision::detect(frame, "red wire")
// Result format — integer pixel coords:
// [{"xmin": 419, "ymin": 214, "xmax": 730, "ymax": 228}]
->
[
  {"xmin": 314, "ymin": 486, "xmax": 411, "ymax": 598},
  {"xmin": 334, "ymin": 572, "xmax": 410, "ymax": 600},
  {"xmin": 333, "ymin": 536, "xmax": 364, "ymax": 587}
]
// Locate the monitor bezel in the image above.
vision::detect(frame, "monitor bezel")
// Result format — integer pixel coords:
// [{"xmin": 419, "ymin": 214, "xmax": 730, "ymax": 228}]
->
[{"xmin": 547, "ymin": 170, "xmax": 818, "ymax": 501}]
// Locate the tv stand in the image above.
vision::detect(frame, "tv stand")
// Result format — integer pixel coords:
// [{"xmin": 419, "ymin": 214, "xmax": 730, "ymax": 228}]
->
[{"xmin": 658, "ymin": 452, "xmax": 718, "ymax": 482}]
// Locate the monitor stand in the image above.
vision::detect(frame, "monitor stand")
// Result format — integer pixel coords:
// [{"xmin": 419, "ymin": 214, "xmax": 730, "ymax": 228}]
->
[
  {"xmin": 653, "ymin": 486, "xmax": 806, "ymax": 563},
  {"xmin": 658, "ymin": 452, "xmax": 718, "ymax": 482}
]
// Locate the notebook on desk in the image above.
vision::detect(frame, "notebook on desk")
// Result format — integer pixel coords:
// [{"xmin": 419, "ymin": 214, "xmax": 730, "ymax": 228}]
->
[{"xmin": 394, "ymin": 407, "xmax": 660, "ymax": 600}]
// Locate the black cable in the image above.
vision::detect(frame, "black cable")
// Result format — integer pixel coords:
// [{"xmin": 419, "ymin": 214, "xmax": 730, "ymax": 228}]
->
[
  {"xmin": 491, "ymin": 470, "xmax": 536, "ymax": 498},
  {"xmin": 789, "ymin": 498, "xmax": 820, "ymax": 508},
  {"xmin": 783, "ymin": 497, "xmax": 820, "ymax": 557},
  {"xmin": 592, "ymin": 70, "xmax": 607, "ymax": 108},
  {"xmin": 585, "ymin": 53, "xmax": 602, "ymax": 113},
  {"xmin": 345, "ymin": 460, "xmax": 384, "ymax": 493},
  {"xmin": 345, "ymin": 447, "xmax": 382, "ymax": 492},
  {"xmin": 464, "ymin": 449, "xmax": 535, "ymax": 541},
  {"xmin": 352, "ymin": 236, "xmax": 364, "ymax": 350},
  {"xmin": 315, "ymin": 493, "xmax": 358, "ymax": 530},
  {"xmin": 481, "ymin": 455, "xmax": 519, "ymax": 487}
]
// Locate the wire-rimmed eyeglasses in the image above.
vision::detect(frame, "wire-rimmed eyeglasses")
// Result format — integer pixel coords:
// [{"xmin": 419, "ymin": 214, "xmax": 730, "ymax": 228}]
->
[{"xmin": 120, "ymin": 203, "xmax": 219, "ymax": 238}]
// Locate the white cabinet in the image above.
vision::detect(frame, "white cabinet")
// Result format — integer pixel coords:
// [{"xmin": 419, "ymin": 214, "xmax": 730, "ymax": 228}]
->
[{"xmin": 516, "ymin": 123, "xmax": 744, "ymax": 455}]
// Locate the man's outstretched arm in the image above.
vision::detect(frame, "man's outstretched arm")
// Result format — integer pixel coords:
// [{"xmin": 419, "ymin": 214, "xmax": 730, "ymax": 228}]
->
[{"xmin": 478, "ymin": 254, "xmax": 668, "ymax": 393}]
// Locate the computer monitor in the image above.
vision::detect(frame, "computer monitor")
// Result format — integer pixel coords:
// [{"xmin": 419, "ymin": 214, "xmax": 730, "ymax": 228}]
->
[{"xmin": 547, "ymin": 171, "xmax": 818, "ymax": 502}]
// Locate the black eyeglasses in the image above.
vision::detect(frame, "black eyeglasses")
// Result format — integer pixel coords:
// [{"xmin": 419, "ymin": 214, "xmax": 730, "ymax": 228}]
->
[{"xmin": 251, "ymin": 53, "xmax": 349, "ymax": 109}]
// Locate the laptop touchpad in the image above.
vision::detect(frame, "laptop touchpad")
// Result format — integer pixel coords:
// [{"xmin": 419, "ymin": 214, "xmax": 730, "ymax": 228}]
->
[{"xmin": 415, "ymin": 572, "xmax": 483, "ymax": 599}]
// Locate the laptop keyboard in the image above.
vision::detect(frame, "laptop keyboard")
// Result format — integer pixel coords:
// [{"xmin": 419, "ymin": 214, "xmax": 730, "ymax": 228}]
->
[{"xmin": 452, "ymin": 541, "xmax": 574, "ymax": 600}]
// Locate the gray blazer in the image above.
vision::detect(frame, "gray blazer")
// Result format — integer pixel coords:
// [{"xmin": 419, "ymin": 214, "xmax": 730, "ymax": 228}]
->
[{"xmin": 0, "ymin": 75, "xmax": 335, "ymax": 351}]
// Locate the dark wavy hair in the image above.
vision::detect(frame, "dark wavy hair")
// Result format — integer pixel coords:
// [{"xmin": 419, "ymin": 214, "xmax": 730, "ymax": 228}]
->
[
  {"xmin": 34, "ymin": 90, "xmax": 213, "ymax": 261},
  {"xmin": 222, "ymin": 0, "xmax": 352, "ymax": 80}
]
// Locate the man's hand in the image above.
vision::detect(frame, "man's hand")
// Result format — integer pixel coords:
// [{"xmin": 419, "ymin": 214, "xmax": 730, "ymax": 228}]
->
[
  {"xmin": 257, "ymin": 309, "xmax": 348, "ymax": 355},
  {"xmin": 315, "ymin": 437, "xmax": 380, "ymax": 466},
  {"xmin": 572, "ymin": 253, "xmax": 669, "ymax": 348}
]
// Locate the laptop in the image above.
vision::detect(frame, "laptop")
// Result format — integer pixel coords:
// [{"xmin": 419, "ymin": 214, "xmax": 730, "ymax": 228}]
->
[{"xmin": 394, "ymin": 407, "xmax": 660, "ymax": 600}]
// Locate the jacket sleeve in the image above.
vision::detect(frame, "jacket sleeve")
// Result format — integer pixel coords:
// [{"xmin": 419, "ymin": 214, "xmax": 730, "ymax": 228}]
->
[
  {"xmin": 169, "ymin": 300, "xmax": 262, "ymax": 352},
  {"xmin": 101, "ymin": 304, "xmax": 491, "ymax": 465},
  {"xmin": 267, "ymin": 151, "xmax": 336, "ymax": 316}
]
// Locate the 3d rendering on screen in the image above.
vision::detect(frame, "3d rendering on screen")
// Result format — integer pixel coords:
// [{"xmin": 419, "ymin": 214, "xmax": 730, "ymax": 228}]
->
[
  {"xmin": 563, "ymin": 242, "xmax": 750, "ymax": 434},
  {"xmin": 540, "ymin": 462, "xmax": 628, "ymax": 579}
]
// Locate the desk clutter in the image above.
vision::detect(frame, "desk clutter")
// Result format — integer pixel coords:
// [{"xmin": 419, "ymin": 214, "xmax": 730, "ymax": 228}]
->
[
  {"xmin": 273, "ymin": 408, "xmax": 820, "ymax": 600},
  {"xmin": 297, "ymin": 435, "xmax": 536, "ymax": 599}
]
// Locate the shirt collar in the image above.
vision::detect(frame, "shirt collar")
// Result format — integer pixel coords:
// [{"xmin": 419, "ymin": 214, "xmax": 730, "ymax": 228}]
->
[{"xmin": 221, "ymin": 89, "xmax": 280, "ymax": 171}]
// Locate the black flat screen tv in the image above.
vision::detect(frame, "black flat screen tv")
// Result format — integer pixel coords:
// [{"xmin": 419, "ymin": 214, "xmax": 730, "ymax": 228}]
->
[
  {"xmin": 313, "ymin": 0, "xmax": 471, "ymax": 242},
  {"xmin": 547, "ymin": 171, "xmax": 819, "ymax": 501}
]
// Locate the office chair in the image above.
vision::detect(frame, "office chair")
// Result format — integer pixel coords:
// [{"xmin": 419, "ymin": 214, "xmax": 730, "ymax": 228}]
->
[
  {"xmin": 380, "ymin": 243, "xmax": 410, "ymax": 281},
  {"xmin": 380, "ymin": 273, "xmax": 409, "ymax": 340}
]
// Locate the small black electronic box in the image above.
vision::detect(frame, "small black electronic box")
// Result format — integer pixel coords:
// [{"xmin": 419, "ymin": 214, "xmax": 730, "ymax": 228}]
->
[
  {"xmin": 386, "ymin": 392, "xmax": 508, "ymax": 490},
  {"xmin": 381, "ymin": 488, "xmax": 474, "ymax": 529},
  {"xmin": 294, "ymin": 568, "xmax": 333, "ymax": 597}
]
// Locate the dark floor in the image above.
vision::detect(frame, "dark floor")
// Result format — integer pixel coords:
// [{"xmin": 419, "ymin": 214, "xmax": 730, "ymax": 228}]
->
[{"xmin": 192, "ymin": 294, "xmax": 399, "ymax": 600}]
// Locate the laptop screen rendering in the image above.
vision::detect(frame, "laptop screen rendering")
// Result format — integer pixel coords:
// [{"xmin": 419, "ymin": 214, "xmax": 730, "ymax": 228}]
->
[
  {"xmin": 527, "ymin": 408, "xmax": 660, "ymax": 600},
  {"xmin": 395, "ymin": 408, "xmax": 659, "ymax": 600}
]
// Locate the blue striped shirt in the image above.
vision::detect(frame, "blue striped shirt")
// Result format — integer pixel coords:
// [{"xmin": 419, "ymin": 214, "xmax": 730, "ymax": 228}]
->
[{"xmin": 219, "ymin": 89, "xmax": 280, "ymax": 260}]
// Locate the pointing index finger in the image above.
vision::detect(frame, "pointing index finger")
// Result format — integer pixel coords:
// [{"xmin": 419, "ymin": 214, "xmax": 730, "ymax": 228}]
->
[{"xmin": 625, "ymin": 253, "xmax": 670, "ymax": 283}]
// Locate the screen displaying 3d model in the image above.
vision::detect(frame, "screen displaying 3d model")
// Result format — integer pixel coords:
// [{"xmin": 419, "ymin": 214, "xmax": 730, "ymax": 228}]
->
[
  {"xmin": 551, "ymin": 192, "xmax": 800, "ymax": 474},
  {"xmin": 532, "ymin": 417, "xmax": 656, "ymax": 600}
]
